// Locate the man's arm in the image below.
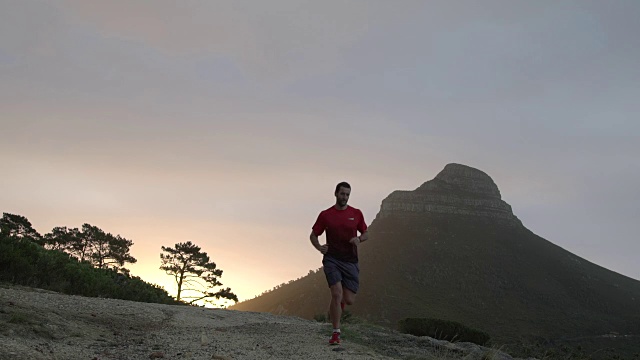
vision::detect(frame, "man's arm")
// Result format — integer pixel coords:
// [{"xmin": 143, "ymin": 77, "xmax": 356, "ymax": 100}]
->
[
  {"xmin": 349, "ymin": 231, "xmax": 368, "ymax": 245},
  {"xmin": 351, "ymin": 209, "xmax": 368, "ymax": 245},
  {"xmin": 310, "ymin": 231, "xmax": 328, "ymax": 254}
]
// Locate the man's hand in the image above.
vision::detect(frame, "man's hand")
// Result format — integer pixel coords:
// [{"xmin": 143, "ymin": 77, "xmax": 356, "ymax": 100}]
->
[
  {"xmin": 310, "ymin": 231, "xmax": 328, "ymax": 254},
  {"xmin": 349, "ymin": 237, "xmax": 361, "ymax": 246},
  {"xmin": 317, "ymin": 244, "xmax": 329, "ymax": 254}
]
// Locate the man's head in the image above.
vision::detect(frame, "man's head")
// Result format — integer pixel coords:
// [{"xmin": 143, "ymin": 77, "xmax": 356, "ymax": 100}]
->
[{"xmin": 334, "ymin": 182, "xmax": 351, "ymax": 209}]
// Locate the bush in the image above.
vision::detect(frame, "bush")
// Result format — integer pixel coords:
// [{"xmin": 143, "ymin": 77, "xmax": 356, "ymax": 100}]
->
[
  {"xmin": 398, "ymin": 317, "xmax": 491, "ymax": 345},
  {"xmin": 0, "ymin": 234, "xmax": 179, "ymax": 305}
]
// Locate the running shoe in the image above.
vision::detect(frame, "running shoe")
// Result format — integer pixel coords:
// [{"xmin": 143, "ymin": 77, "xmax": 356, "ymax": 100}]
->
[{"xmin": 329, "ymin": 331, "xmax": 341, "ymax": 345}]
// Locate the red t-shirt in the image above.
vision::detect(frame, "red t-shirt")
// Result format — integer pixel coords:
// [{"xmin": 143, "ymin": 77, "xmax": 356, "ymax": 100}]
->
[{"xmin": 312, "ymin": 205, "xmax": 368, "ymax": 263}]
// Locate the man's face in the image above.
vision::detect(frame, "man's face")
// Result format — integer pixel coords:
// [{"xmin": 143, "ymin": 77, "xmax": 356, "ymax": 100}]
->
[{"xmin": 335, "ymin": 187, "xmax": 351, "ymax": 207}]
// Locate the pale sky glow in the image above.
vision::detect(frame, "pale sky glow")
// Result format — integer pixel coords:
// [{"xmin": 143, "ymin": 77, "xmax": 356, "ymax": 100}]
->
[{"xmin": 1, "ymin": 1, "xmax": 639, "ymax": 303}]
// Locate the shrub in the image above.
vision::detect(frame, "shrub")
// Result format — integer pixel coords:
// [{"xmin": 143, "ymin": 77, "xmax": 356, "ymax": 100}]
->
[
  {"xmin": 398, "ymin": 317, "xmax": 491, "ymax": 345},
  {"xmin": 0, "ymin": 234, "xmax": 179, "ymax": 305}
]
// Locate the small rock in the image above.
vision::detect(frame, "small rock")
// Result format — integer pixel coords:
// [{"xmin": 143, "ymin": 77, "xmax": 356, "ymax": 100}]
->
[
  {"xmin": 201, "ymin": 330, "xmax": 209, "ymax": 346},
  {"xmin": 149, "ymin": 351, "xmax": 164, "ymax": 359}
]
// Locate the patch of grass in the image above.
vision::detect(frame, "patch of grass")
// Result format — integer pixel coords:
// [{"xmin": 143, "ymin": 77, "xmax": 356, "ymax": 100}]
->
[
  {"xmin": 70, "ymin": 330, "xmax": 85, "ymax": 338},
  {"xmin": 340, "ymin": 327, "xmax": 365, "ymax": 343},
  {"xmin": 312, "ymin": 309, "xmax": 362, "ymax": 324},
  {"xmin": 315, "ymin": 323, "xmax": 370, "ymax": 346},
  {"xmin": 313, "ymin": 313, "xmax": 327, "ymax": 322},
  {"xmin": 8, "ymin": 312, "xmax": 30, "ymax": 324},
  {"xmin": 341, "ymin": 310, "xmax": 364, "ymax": 324},
  {"xmin": 480, "ymin": 348, "xmax": 502, "ymax": 360},
  {"xmin": 31, "ymin": 324, "xmax": 56, "ymax": 339},
  {"xmin": 398, "ymin": 317, "xmax": 490, "ymax": 346},
  {"xmin": 498, "ymin": 338, "xmax": 639, "ymax": 360},
  {"xmin": 400, "ymin": 346, "xmax": 461, "ymax": 360},
  {"xmin": 322, "ymin": 320, "xmax": 502, "ymax": 360}
]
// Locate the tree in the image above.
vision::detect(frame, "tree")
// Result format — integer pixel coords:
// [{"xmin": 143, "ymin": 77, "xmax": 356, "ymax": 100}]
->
[
  {"xmin": 0, "ymin": 213, "xmax": 42, "ymax": 243},
  {"xmin": 43, "ymin": 223, "xmax": 136, "ymax": 272},
  {"xmin": 160, "ymin": 241, "xmax": 237, "ymax": 306},
  {"xmin": 43, "ymin": 226, "xmax": 80, "ymax": 252},
  {"xmin": 103, "ymin": 233, "xmax": 136, "ymax": 273}
]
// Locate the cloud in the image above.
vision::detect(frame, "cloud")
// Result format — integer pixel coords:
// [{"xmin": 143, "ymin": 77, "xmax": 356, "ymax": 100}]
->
[{"xmin": 56, "ymin": 0, "xmax": 419, "ymax": 82}]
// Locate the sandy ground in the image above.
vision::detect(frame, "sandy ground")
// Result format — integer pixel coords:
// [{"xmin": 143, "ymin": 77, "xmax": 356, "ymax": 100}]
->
[{"xmin": 0, "ymin": 285, "xmax": 530, "ymax": 360}]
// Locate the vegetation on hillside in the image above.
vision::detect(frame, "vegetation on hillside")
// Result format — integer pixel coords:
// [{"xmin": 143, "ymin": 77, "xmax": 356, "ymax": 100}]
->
[
  {"xmin": 0, "ymin": 212, "xmax": 175, "ymax": 304},
  {"xmin": 398, "ymin": 317, "xmax": 490, "ymax": 346},
  {"xmin": 43, "ymin": 223, "xmax": 136, "ymax": 273}
]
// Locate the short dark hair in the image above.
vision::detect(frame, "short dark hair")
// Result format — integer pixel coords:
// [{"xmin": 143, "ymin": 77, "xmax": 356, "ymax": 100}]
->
[{"xmin": 335, "ymin": 181, "xmax": 351, "ymax": 194}]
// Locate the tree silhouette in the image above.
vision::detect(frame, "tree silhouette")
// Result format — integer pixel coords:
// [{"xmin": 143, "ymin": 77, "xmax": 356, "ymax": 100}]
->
[
  {"xmin": 43, "ymin": 226, "xmax": 80, "ymax": 252},
  {"xmin": 43, "ymin": 223, "xmax": 136, "ymax": 272},
  {"xmin": 160, "ymin": 241, "xmax": 237, "ymax": 306},
  {"xmin": 0, "ymin": 213, "xmax": 42, "ymax": 244}
]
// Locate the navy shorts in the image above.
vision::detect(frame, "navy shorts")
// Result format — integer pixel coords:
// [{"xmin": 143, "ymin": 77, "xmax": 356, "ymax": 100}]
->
[{"xmin": 322, "ymin": 255, "xmax": 360, "ymax": 294}]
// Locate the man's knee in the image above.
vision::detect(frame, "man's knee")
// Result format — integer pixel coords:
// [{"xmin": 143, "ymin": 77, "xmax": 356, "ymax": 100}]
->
[
  {"xmin": 342, "ymin": 288, "xmax": 356, "ymax": 305},
  {"xmin": 344, "ymin": 297, "xmax": 355, "ymax": 305},
  {"xmin": 330, "ymin": 284, "xmax": 343, "ymax": 301}
]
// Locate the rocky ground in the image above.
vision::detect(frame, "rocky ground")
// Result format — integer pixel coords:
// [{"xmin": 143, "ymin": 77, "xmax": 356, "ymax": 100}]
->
[{"xmin": 0, "ymin": 285, "xmax": 534, "ymax": 360}]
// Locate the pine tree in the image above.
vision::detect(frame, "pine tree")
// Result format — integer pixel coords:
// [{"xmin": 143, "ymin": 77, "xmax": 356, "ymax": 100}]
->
[{"xmin": 160, "ymin": 241, "xmax": 237, "ymax": 306}]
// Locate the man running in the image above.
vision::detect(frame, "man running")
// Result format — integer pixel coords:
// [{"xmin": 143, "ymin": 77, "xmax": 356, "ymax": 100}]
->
[{"xmin": 310, "ymin": 181, "xmax": 368, "ymax": 345}]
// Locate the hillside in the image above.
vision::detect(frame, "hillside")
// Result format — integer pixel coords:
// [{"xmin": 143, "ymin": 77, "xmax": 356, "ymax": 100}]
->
[{"xmin": 0, "ymin": 284, "xmax": 529, "ymax": 360}]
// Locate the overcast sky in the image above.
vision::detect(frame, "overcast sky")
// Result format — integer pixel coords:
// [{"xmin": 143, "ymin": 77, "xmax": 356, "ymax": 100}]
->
[{"xmin": 1, "ymin": 0, "xmax": 639, "ymax": 303}]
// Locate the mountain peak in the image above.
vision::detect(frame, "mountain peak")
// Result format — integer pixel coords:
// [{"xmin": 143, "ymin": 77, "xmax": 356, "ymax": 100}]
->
[
  {"xmin": 417, "ymin": 163, "xmax": 501, "ymax": 200},
  {"xmin": 379, "ymin": 163, "xmax": 519, "ymax": 225}
]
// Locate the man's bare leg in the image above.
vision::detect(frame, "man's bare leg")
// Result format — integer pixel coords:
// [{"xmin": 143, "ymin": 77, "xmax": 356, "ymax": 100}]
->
[
  {"xmin": 329, "ymin": 282, "xmax": 343, "ymax": 330},
  {"xmin": 330, "ymin": 284, "xmax": 357, "ymax": 328}
]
